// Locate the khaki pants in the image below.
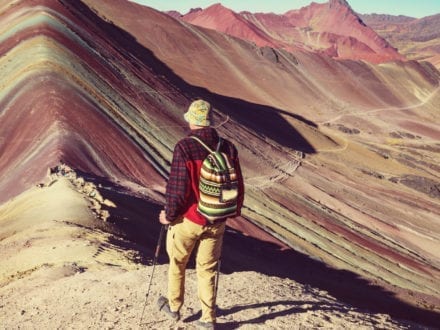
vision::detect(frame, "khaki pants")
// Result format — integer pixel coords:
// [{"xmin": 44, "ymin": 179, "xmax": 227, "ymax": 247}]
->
[{"xmin": 166, "ymin": 217, "xmax": 226, "ymax": 322}]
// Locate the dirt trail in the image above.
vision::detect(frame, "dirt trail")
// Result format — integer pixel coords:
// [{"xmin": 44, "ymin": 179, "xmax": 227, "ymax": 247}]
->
[{"xmin": 319, "ymin": 85, "xmax": 440, "ymax": 125}]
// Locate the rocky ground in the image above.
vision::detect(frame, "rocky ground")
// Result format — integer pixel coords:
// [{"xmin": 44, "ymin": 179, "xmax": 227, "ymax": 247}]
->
[
  {"xmin": 0, "ymin": 176, "xmax": 435, "ymax": 329},
  {"xmin": 0, "ymin": 265, "xmax": 418, "ymax": 329}
]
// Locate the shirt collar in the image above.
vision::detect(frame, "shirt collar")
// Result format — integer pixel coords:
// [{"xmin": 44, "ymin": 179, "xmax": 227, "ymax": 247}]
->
[{"xmin": 188, "ymin": 127, "xmax": 219, "ymax": 147}]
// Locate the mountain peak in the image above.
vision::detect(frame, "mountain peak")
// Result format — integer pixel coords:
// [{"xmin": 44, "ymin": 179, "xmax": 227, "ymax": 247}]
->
[
  {"xmin": 181, "ymin": 3, "xmax": 277, "ymax": 47},
  {"xmin": 204, "ymin": 3, "xmax": 235, "ymax": 15},
  {"xmin": 329, "ymin": 0, "xmax": 351, "ymax": 8},
  {"xmin": 328, "ymin": 0, "xmax": 355, "ymax": 13},
  {"xmin": 186, "ymin": 7, "xmax": 202, "ymax": 15},
  {"xmin": 208, "ymin": 3, "xmax": 225, "ymax": 9},
  {"xmin": 183, "ymin": 3, "xmax": 237, "ymax": 21}
]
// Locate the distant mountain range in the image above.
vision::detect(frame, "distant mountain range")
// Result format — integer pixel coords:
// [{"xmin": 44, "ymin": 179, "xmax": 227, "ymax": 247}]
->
[
  {"xmin": 360, "ymin": 13, "xmax": 440, "ymax": 68},
  {"xmin": 168, "ymin": 0, "xmax": 439, "ymax": 68}
]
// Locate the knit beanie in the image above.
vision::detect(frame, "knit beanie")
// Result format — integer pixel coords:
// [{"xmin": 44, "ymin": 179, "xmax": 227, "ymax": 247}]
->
[{"xmin": 184, "ymin": 99, "xmax": 212, "ymax": 127}]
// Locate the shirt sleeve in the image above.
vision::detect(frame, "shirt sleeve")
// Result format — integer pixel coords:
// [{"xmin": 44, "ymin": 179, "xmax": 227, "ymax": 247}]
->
[{"xmin": 165, "ymin": 142, "xmax": 190, "ymax": 221}]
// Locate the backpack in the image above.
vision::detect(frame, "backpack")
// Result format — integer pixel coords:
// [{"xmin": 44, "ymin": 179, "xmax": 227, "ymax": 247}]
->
[{"xmin": 190, "ymin": 136, "xmax": 239, "ymax": 222}]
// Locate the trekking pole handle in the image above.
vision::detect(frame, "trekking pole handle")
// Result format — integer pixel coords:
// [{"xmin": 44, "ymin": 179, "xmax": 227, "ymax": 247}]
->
[{"xmin": 155, "ymin": 224, "xmax": 168, "ymax": 257}]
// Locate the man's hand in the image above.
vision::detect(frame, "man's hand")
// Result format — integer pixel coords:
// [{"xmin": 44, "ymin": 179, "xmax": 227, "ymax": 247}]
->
[{"xmin": 159, "ymin": 210, "xmax": 172, "ymax": 225}]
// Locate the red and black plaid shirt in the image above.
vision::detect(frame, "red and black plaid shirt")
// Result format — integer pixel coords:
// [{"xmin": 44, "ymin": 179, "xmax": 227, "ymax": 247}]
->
[{"xmin": 165, "ymin": 127, "xmax": 244, "ymax": 226}]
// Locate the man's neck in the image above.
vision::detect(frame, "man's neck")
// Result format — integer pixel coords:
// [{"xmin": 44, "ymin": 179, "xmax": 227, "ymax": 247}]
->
[{"xmin": 189, "ymin": 124, "xmax": 207, "ymax": 130}]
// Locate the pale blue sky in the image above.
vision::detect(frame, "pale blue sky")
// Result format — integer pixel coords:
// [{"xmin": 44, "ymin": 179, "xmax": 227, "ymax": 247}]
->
[{"xmin": 130, "ymin": 0, "xmax": 440, "ymax": 18}]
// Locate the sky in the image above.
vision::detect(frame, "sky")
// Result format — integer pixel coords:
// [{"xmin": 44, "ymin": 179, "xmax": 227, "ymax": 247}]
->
[{"xmin": 130, "ymin": 0, "xmax": 440, "ymax": 18}]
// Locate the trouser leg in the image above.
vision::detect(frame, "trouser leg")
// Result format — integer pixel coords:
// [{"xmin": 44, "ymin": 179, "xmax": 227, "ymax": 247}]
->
[
  {"xmin": 196, "ymin": 221, "xmax": 226, "ymax": 323},
  {"xmin": 166, "ymin": 218, "xmax": 199, "ymax": 312}
]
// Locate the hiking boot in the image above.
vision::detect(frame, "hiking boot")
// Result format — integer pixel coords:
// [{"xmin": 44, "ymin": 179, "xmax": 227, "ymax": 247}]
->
[
  {"xmin": 157, "ymin": 296, "xmax": 180, "ymax": 321},
  {"xmin": 196, "ymin": 320, "xmax": 216, "ymax": 329}
]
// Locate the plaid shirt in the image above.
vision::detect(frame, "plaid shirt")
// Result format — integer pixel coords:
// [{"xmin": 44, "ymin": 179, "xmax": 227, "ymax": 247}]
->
[{"xmin": 165, "ymin": 127, "xmax": 244, "ymax": 225}]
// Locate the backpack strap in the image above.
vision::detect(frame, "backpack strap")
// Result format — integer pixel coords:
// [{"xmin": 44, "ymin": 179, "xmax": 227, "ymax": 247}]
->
[
  {"xmin": 190, "ymin": 136, "xmax": 222, "ymax": 153},
  {"xmin": 190, "ymin": 136, "xmax": 228, "ymax": 172},
  {"xmin": 216, "ymin": 138, "xmax": 223, "ymax": 152}
]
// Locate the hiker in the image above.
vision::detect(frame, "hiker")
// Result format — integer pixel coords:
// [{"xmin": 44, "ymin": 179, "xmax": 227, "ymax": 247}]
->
[{"xmin": 158, "ymin": 99, "xmax": 245, "ymax": 329}]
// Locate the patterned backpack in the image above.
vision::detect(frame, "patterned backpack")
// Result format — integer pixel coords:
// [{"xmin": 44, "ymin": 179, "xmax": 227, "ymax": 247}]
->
[{"xmin": 190, "ymin": 136, "xmax": 239, "ymax": 222}]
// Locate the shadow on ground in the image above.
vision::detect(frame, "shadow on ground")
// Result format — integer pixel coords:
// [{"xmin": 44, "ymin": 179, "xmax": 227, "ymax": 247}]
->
[
  {"xmin": 183, "ymin": 300, "xmax": 347, "ymax": 329},
  {"xmin": 220, "ymin": 227, "xmax": 440, "ymax": 328}
]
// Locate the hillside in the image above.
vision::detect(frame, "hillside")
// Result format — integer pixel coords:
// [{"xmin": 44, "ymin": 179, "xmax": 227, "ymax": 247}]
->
[
  {"xmin": 361, "ymin": 13, "xmax": 440, "ymax": 69},
  {"xmin": 0, "ymin": 0, "xmax": 439, "ymax": 328}
]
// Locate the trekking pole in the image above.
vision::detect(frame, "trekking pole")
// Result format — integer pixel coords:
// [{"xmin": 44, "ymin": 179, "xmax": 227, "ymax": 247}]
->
[{"xmin": 139, "ymin": 224, "xmax": 167, "ymax": 327}]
